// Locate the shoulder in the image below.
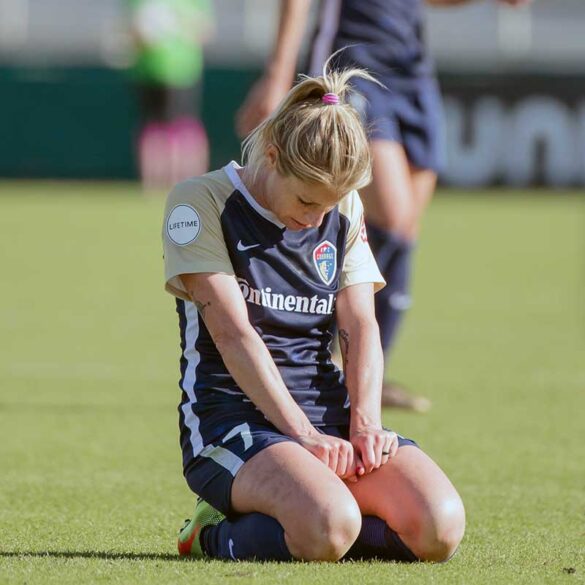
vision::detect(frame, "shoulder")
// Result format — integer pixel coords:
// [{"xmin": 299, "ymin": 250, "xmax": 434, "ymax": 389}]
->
[
  {"xmin": 164, "ymin": 168, "xmax": 236, "ymax": 247},
  {"xmin": 337, "ymin": 190, "xmax": 363, "ymax": 224},
  {"xmin": 166, "ymin": 168, "xmax": 234, "ymax": 212}
]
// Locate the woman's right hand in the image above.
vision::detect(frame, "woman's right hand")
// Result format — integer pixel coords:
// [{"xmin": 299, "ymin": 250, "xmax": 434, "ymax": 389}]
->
[{"xmin": 295, "ymin": 432, "xmax": 365, "ymax": 482}]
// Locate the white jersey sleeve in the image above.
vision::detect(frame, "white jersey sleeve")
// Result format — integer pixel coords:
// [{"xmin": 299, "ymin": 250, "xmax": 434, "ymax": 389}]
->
[
  {"xmin": 163, "ymin": 175, "xmax": 234, "ymax": 301},
  {"xmin": 338, "ymin": 190, "xmax": 385, "ymax": 292}
]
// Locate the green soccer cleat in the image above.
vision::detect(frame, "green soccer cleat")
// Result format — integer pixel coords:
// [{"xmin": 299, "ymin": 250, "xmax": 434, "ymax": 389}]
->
[{"xmin": 178, "ymin": 497, "xmax": 225, "ymax": 558}]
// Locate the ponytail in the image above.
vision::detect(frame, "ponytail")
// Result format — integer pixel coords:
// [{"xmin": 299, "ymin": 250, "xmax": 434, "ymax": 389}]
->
[{"xmin": 242, "ymin": 57, "xmax": 377, "ymax": 196}]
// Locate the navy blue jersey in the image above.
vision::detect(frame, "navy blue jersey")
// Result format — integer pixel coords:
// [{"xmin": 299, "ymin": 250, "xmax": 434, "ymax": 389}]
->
[
  {"xmin": 163, "ymin": 162, "xmax": 384, "ymax": 463},
  {"xmin": 309, "ymin": 0, "xmax": 432, "ymax": 78}
]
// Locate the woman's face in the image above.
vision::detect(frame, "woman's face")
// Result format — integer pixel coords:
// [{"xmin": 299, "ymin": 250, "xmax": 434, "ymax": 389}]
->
[{"xmin": 260, "ymin": 146, "xmax": 342, "ymax": 231}]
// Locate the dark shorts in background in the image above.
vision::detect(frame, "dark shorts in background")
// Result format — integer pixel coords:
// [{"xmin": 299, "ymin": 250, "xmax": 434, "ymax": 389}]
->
[
  {"xmin": 350, "ymin": 75, "xmax": 445, "ymax": 173},
  {"xmin": 184, "ymin": 420, "xmax": 417, "ymax": 517},
  {"xmin": 137, "ymin": 83, "xmax": 202, "ymax": 124}
]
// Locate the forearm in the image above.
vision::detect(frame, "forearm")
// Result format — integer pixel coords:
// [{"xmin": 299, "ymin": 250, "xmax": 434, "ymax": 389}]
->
[
  {"xmin": 216, "ymin": 327, "xmax": 316, "ymax": 439},
  {"xmin": 180, "ymin": 272, "xmax": 315, "ymax": 440},
  {"xmin": 266, "ymin": 0, "xmax": 312, "ymax": 83},
  {"xmin": 340, "ymin": 321, "xmax": 384, "ymax": 431}
]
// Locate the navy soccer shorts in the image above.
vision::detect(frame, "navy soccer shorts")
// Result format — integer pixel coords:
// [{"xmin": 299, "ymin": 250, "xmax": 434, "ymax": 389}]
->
[
  {"xmin": 350, "ymin": 75, "xmax": 445, "ymax": 173},
  {"xmin": 184, "ymin": 421, "xmax": 417, "ymax": 516}
]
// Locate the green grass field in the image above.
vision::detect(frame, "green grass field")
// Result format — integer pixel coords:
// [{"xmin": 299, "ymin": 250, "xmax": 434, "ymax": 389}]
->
[{"xmin": 0, "ymin": 183, "xmax": 583, "ymax": 584}]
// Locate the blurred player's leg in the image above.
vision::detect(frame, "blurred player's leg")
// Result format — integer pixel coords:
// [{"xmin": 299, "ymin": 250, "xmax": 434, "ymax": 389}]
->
[
  {"xmin": 360, "ymin": 140, "xmax": 430, "ymax": 411},
  {"xmin": 346, "ymin": 446, "xmax": 465, "ymax": 562},
  {"xmin": 137, "ymin": 85, "xmax": 173, "ymax": 191},
  {"xmin": 361, "ymin": 141, "xmax": 413, "ymax": 236},
  {"xmin": 360, "ymin": 141, "xmax": 413, "ymax": 355},
  {"xmin": 407, "ymin": 165, "xmax": 437, "ymax": 241},
  {"xmin": 167, "ymin": 87, "xmax": 209, "ymax": 183},
  {"xmin": 169, "ymin": 116, "xmax": 209, "ymax": 183},
  {"xmin": 138, "ymin": 121, "xmax": 171, "ymax": 191}
]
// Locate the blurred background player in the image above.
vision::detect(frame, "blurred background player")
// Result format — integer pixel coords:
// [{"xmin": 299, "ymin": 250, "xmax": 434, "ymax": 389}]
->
[
  {"xmin": 236, "ymin": 0, "xmax": 531, "ymax": 412},
  {"xmin": 127, "ymin": 0, "xmax": 214, "ymax": 191}
]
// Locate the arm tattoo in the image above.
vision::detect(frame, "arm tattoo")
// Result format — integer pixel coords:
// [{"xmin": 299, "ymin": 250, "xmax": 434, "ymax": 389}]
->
[{"xmin": 339, "ymin": 329, "xmax": 350, "ymax": 367}]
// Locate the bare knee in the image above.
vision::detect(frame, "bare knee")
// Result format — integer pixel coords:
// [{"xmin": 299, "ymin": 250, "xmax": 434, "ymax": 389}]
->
[
  {"xmin": 404, "ymin": 217, "xmax": 422, "ymax": 242},
  {"xmin": 362, "ymin": 183, "xmax": 415, "ymax": 238},
  {"xmin": 369, "ymin": 203, "xmax": 413, "ymax": 238},
  {"xmin": 286, "ymin": 496, "xmax": 362, "ymax": 561},
  {"xmin": 413, "ymin": 496, "xmax": 466, "ymax": 562}
]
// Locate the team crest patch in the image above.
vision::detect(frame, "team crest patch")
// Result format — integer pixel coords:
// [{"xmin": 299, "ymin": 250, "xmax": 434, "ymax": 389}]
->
[
  {"xmin": 166, "ymin": 204, "xmax": 201, "ymax": 245},
  {"xmin": 313, "ymin": 240, "xmax": 337, "ymax": 286}
]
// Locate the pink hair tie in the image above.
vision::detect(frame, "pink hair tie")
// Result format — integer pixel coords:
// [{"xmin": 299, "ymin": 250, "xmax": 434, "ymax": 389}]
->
[{"xmin": 322, "ymin": 92, "xmax": 340, "ymax": 105}]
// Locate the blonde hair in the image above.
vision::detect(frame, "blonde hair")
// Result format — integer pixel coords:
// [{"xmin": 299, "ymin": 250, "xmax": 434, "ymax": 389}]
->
[{"xmin": 242, "ymin": 65, "xmax": 376, "ymax": 197}]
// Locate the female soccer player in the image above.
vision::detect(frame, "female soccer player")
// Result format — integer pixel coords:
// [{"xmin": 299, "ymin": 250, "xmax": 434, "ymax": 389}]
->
[
  {"xmin": 236, "ymin": 0, "xmax": 531, "ymax": 411},
  {"xmin": 164, "ymin": 67, "xmax": 465, "ymax": 562}
]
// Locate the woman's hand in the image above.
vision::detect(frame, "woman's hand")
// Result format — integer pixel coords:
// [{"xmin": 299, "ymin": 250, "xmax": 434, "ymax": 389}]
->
[
  {"xmin": 295, "ymin": 432, "xmax": 364, "ymax": 481},
  {"xmin": 350, "ymin": 426, "xmax": 399, "ymax": 475}
]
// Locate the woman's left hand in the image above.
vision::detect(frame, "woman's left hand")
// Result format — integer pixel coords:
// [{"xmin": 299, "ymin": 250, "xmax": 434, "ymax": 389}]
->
[{"xmin": 349, "ymin": 427, "xmax": 399, "ymax": 475}]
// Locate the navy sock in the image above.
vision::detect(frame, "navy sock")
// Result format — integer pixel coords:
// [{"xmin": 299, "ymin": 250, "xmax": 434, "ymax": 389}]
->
[
  {"xmin": 202, "ymin": 512, "xmax": 293, "ymax": 561},
  {"xmin": 344, "ymin": 516, "xmax": 418, "ymax": 562},
  {"xmin": 365, "ymin": 222, "xmax": 413, "ymax": 355},
  {"xmin": 365, "ymin": 222, "xmax": 401, "ymax": 270}
]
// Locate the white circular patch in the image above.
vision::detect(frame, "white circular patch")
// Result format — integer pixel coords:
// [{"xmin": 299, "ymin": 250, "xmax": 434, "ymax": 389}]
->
[{"xmin": 166, "ymin": 204, "xmax": 201, "ymax": 245}]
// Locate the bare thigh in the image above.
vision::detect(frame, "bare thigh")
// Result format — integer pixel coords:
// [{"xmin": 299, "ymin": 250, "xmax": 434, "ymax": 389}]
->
[
  {"xmin": 347, "ymin": 446, "xmax": 465, "ymax": 561},
  {"xmin": 360, "ymin": 140, "xmax": 416, "ymax": 237},
  {"xmin": 231, "ymin": 441, "xmax": 362, "ymax": 561},
  {"xmin": 407, "ymin": 165, "xmax": 437, "ymax": 240}
]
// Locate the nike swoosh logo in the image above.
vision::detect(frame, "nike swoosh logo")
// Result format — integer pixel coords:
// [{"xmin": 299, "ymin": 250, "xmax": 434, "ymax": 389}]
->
[
  {"xmin": 228, "ymin": 538, "xmax": 236, "ymax": 560},
  {"xmin": 237, "ymin": 240, "xmax": 261, "ymax": 252}
]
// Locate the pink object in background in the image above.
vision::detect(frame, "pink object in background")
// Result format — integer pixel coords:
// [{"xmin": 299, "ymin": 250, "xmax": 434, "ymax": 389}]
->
[
  {"xmin": 138, "ymin": 121, "xmax": 171, "ymax": 191},
  {"xmin": 169, "ymin": 117, "xmax": 209, "ymax": 185},
  {"xmin": 138, "ymin": 117, "xmax": 209, "ymax": 191}
]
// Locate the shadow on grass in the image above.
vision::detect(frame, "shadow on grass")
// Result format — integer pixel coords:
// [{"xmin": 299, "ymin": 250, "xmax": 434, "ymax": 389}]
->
[{"xmin": 0, "ymin": 551, "xmax": 189, "ymax": 562}]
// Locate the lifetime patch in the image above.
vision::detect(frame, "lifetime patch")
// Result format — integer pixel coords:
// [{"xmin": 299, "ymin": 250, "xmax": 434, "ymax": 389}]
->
[{"xmin": 166, "ymin": 204, "xmax": 201, "ymax": 246}]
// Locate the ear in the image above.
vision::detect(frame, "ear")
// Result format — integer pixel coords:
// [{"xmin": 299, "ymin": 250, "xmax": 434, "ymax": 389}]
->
[{"xmin": 265, "ymin": 144, "xmax": 279, "ymax": 169}]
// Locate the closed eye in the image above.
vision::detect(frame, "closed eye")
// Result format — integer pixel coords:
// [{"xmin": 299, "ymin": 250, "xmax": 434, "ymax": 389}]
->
[{"xmin": 298, "ymin": 196, "xmax": 317, "ymax": 207}]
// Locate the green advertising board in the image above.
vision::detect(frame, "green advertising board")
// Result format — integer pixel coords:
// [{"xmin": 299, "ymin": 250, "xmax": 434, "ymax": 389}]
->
[{"xmin": 0, "ymin": 66, "xmax": 258, "ymax": 179}]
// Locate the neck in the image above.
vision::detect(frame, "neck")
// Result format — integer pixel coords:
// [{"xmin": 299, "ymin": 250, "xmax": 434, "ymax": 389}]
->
[{"xmin": 239, "ymin": 166, "xmax": 269, "ymax": 210}]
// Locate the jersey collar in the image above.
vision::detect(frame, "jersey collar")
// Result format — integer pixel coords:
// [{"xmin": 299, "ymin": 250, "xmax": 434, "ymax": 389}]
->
[{"xmin": 223, "ymin": 161, "xmax": 285, "ymax": 229}]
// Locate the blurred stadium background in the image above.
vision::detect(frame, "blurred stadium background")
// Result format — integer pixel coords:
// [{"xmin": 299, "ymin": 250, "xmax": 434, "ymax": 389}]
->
[{"xmin": 0, "ymin": 0, "xmax": 584, "ymax": 186}]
